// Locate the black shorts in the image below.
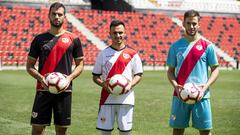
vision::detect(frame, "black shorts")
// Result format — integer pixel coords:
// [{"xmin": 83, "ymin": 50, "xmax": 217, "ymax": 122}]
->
[{"xmin": 31, "ymin": 91, "xmax": 72, "ymax": 127}]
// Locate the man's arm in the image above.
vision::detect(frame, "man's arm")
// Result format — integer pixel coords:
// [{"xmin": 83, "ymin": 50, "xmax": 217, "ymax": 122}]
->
[
  {"xmin": 66, "ymin": 58, "xmax": 84, "ymax": 82},
  {"xmin": 92, "ymin": 75, "xmax": 112, "ymax": 94},
  {"xmin": 196, "ymin": 65, "xmax": 219, "ymax": 101},
  {"xmin": 124, "ymin": 74, "xmax": 142, "ymax": 93},
  {"xmin": 167, "ymin": 66, "xmax": 182, "ymax": 96},
  {"xmin": 202, "ymin": 66, "xmax": 219, "ymax": 92},
  {"xmin": 26, "ymin": 57, "xmax": 48, "ymax": 89}
]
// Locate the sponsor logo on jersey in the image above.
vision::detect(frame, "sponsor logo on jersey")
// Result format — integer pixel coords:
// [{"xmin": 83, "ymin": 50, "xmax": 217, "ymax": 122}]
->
[
  {"xmin": 104, "ymin": 61, "xmax": 112, "ymax": 75},
  {"xmin": 177, "ymin": 52, "xmax": 184, "ymax": 61},
  {"xmin": 43, "ymin": 40, "xmax": 50, "ymax": 43},
  {"xmin": 106, "ymin": 55, "xmax": 114, "ymax": 57}
]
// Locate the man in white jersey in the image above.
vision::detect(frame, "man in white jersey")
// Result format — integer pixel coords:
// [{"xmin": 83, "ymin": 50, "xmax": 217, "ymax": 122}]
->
[{"xmin": 92, "ymin": 20, "xmax": 143, "ymax": 135}]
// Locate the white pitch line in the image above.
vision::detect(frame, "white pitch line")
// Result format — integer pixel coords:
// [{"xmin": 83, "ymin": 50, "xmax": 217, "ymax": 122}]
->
[
  {"xmin": 0, "ymin": 117, "xmax": 55, "ymax": 134},
  {"xmin": 0, "ymin": 116, "xmax": 30, "ymax": 128}
]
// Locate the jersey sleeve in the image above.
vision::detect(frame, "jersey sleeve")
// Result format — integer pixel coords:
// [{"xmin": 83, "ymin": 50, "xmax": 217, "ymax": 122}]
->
[
  {"xmin": 207, "ymin": 44, "xmax": 219, "ymax": 67},
  {"xmin": 166, "ymin": 45, "xmax": 176, "ymax": 67},
  {"xmin": 72, "ymin": 38, "xmax": 84, "ymax": 59},
  {"xmin": 132, "ymin": 53, "xmax": 143, "ymax": 75},
  {"xmin": 28, "ymin": 36, "xmax": 40, "ymax": 59},
  {"xmin": 92, "ymin": 51, "xmax": 103, "ymax": 76}
]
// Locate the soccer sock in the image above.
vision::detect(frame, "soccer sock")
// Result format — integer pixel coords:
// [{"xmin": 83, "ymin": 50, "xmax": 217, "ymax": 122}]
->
[
  {"xmin": 119, "ymin": 131, "xmax": 131, "ymax": 135},
  {"xmin": 100, "ymin": 131, "xmax": 111, "ymax": 135}
]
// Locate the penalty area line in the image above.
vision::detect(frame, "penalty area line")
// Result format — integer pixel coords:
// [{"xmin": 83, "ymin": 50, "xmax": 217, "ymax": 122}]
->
[{"xmin": 0, "ymin": 116, "xmax": 55, "ymax": 133}]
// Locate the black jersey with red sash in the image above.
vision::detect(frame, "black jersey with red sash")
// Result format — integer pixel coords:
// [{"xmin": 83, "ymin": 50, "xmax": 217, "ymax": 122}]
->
[{"xmin": 28, "ymin": 31, "xmax": 83, "ymax": 91}]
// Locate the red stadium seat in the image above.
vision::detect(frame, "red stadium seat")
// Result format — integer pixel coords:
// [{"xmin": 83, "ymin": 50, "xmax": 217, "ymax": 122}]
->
[{"xmin": 0, "ymin": 5, "xmax": 239, "ymax": 67}]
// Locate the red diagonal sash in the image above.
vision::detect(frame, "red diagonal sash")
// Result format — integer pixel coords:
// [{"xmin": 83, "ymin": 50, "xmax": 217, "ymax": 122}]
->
[
  {"xmin": 174, "ymin": 39, "xmax": 209, "ymax": 96},
  {"xmin": 99, "ymin": 48, "xmax": 136, "ymax": 105},
  {"xmin": 36, "ymin": 33, "xmax": 73, "ymax": 89}
]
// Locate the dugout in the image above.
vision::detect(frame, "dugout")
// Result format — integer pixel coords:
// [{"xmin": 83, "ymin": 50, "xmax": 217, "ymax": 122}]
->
[{"xmin": 90, "ymin": 0, "xmax": 133, "ymax": 11}]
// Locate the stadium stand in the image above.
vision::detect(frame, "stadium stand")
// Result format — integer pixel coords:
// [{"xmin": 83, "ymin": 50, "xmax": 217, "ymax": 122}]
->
[
  {"xmin": 0, "ymin": 5, "xmax": 98, "ymax": 66},
  {"xmin": 174, "ymin": 13, "xmax": 240, "ymax": 61},
  {"xmin": 0, "ymin": 0, "xmax": 239, "ymax": 69},
  {"xmin": 0, "ymin": 5, "xmax": 44, "ymax": 66},
  {"xmin": 70, "ymin": 9, "xmax": 182, "ymax": 66},
  {"xmin": 1, "ymin": 0, "xmax": 90, "ymax": 5},
  {"xmin": 131, "ymin": 0, "xmax": 240, "ymax": 14}
]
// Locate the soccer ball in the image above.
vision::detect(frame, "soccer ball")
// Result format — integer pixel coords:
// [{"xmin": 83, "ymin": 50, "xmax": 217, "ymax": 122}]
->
[
  {"xmin": 179, "ymin": 82, "xmax": 201, "ymax": 104},
  {"xmin": 45, "ymin": 72, "xmax": 68, "ymax": 94},
  {"xmin": 108, "ymin": 74, "xmax": 129, "ymax": 95}
]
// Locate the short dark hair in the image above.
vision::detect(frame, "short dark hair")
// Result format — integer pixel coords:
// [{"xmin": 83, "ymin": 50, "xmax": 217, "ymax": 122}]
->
[
  {"xmin": 110, "ymin": 20, "xmax": 125, "ymax": 30},
  {"xmin": 49, "ymin": 2, "xmax": 66, "ymax": 15},
  {"xmin": 184, "ymin": 9, "xmax": 200, "ymax": 21}
]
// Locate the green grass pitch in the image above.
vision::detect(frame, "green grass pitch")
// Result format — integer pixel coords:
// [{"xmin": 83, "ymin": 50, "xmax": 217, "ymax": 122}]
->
[{"xmin": 0, "ymin": 70, "xmax": 239, "ymax": 135}]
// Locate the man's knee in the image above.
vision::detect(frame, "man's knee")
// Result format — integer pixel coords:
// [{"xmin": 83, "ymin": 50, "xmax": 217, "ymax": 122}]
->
[
  {"xmin": 32, "ymin": 125, "xmax": 45, "ymax": 135},
  {"xmin": 173, "ymin": 128, "xmax": 185, "ymax": 135},
  {"xmin": 55, "ymin": 126, "xmax": 67, "ymax": 135},
  {"xmin": 199, "ymin": 130, "xmax": 211, "ymax": 135}
]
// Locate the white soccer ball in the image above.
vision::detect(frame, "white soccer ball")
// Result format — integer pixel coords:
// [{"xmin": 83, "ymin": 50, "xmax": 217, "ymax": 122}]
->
[
  {"xmin": 45, "ymin": 72, "xmax": 68, "ymax": 94},
  {"xmin": 179, "ymin": 82, "xmax": 201, "ymax": 104},
  {"xmin": 108, "ymin": 74, "xmax": 129, "ymax": 95}
]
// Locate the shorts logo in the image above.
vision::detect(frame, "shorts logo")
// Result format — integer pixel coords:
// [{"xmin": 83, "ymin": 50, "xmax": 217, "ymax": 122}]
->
[
  {"xmin": 171, "ymin": 115, "xmax": 176, "ymax": 121},
  {"xmin": 196, "ymin": 45, "xmax": 203, "ymax": 51},
  {"xmin": 122, "ymin": 53, "xmax": 130, "ymax": 59},
  {"xmin": 32, "ymin": 112, "xmax": 38, "ymax": 118},
  {"xmin": 100, "ymin": 117, "xmax": 106, "ymax": 123},
  {"xmin": 62, "ymin": 38, "xmax": 69, "ymax": 43},
  {"xmin": 127, "ymin": 121, "xmax": 132, "ymax": 124}
]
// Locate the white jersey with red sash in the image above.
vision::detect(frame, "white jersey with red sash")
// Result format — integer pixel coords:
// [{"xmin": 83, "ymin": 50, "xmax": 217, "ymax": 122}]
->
[
  {"xmin": 167, "ymin": 37, "xmax": 218, "ymax": 98},
  {"xmin": 92, "ymin": 46, "xmax": 143, "ymax": 105}
]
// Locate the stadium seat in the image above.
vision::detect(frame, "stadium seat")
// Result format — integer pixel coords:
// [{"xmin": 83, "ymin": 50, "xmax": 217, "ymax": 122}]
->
[{"xmin": 0, "ymin": 5, "xmax": 239, "ymax": 67}]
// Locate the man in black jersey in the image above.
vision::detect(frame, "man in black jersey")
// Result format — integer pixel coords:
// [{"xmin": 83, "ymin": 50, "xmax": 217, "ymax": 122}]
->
[{"xmin": 26, "ymin": 2, "xmax": 84, "ymax": 135}]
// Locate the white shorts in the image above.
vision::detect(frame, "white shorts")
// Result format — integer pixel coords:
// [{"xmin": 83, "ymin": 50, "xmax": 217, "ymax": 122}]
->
[{"xmin": 96, "ymin": 105, "xmax": 134, "ymax": 132}]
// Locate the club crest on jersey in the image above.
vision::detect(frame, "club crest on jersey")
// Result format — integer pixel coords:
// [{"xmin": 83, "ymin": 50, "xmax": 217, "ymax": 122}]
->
[
  {"xmin": 62, "ymin": 37, "xmax": 70, "ymax": 43},
  {"xmin": 196, "ymin": 44, "xmax": 203, "ymax": 51},
  {"xmin": 122, "ymin": 53, "xmax": 130, "ymax": 59}
]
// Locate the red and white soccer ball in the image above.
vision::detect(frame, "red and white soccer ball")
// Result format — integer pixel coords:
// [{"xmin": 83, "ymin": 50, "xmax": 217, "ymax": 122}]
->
[
  {"xmin": 45, "ymin": 72, "xmax": 68, "ymax": 94},
  {"xmin": 179, "ymin": 82, "xmax": 202, "ymax": 104},
  {"xmin": 108, "ymin": 74, "xmax": 129, "ymax": 95}
]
